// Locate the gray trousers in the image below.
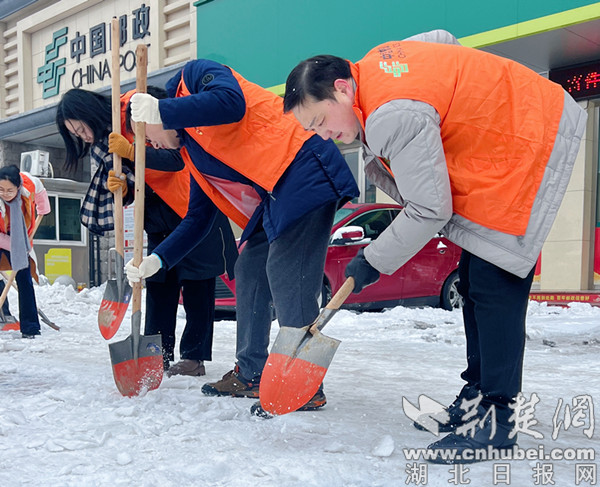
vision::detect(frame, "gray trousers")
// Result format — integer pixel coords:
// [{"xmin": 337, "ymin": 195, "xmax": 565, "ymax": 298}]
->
[{"xmin": 234, "ymin": 201, "xmax": 338, "ymax": 379}]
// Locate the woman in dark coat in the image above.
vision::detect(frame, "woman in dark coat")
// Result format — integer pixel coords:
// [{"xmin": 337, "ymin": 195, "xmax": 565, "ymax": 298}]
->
[{"xmin": 56, "ymin": 88, "xmax": 237, "ymax": 374}]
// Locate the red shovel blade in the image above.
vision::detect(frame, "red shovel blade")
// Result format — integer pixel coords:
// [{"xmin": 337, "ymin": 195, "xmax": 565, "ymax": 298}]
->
[
  {"xmin": 259, "ymin": 325, "xmax": 340, "ymax": 416},
  {"xmin": 1, "ymin": 321, "xmax": 20, "ymax": 331},
  {"xmin": 109, "ymin": 311, "xmax": 163, "ymax": 397},
  {"xmin": 98, "ymin": 286, "xmax": 131, "ymax": 340},
  {"xmin": 98, "ymin": 250, "xmax": 132, "ymax": 339},
  {"xmin": 111, "ymin": 353, "xmax": 163, "ymax": 397}
]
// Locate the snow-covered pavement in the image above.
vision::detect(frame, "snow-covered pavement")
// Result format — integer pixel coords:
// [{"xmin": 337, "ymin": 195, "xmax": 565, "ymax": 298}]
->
[{"xmin": 0, "ymin": 282, "xmax": 598, "ymax": 487}]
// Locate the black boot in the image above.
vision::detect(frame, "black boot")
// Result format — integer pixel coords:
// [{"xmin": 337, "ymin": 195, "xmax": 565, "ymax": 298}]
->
[
  {"xmin": 425, "ymin": 404, "xmax": 516, "ymax": 464},
  {"xmin": 414, "ymin": 384, "xmax": 480, "ymax": 433}
]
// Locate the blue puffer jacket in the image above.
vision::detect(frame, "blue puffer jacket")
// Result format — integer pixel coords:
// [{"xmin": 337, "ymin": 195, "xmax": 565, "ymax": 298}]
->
[{"xmin": 152, "ymin": 59, "xmax": 358, "ymax": 270}]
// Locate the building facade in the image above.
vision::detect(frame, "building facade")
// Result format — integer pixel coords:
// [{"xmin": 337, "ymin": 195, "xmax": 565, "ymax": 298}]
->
[{"xmin": 0, "ymin": 0, "xmax": 198, "ymax": 285}]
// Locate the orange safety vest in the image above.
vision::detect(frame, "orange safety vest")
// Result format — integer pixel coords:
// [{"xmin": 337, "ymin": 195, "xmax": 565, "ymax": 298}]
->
[
  {"xmin": 119, "ymin": 90, "xmax": 190, "ymax": 218},
  {"xmin": 352, "ymin": 41, "xmax": 565, "ymax": 236},
  {"xmin": 0, "ymin": 173, "xmax": 37, "ymax": 235},
  {"xmin": 176, "ymin": 67, "xmax": 312, "ymax": 229}
]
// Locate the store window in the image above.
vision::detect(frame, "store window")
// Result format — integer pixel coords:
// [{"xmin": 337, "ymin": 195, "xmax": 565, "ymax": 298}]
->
[
  {"xmin": 340, "ymin": 143, "xmax": 377, "ymax": 203},
  {"xmin": 35, "ymin": 194, "xmax": 85, "ymax": 244}
]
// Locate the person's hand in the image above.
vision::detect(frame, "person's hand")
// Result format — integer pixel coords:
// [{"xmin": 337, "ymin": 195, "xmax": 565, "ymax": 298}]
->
[
  {"xmin": 107, "ymin": 170, "xmax": 127, "ymax": 197},
  {"xmin": 108, "ymin": 132, "xmax": 135, "ymax": 160},
  {"xmin": 125, "ymin": 254, "xmax": 162, "ymax": 284},
  {"xmin": 130, "ymin": 93, "xmax": 162, "ymax": 124},
  {"xmin": 344, "ymin": 248, "xmax": 380, "ymax": 294}
]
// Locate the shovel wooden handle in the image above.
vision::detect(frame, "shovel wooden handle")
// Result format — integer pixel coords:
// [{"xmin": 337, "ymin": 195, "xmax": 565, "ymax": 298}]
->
[
  {"xmin": 0, "ymin": 272, "xmax": 15, "ymax": 311},
  {"xmin": 325, "ymin": 277, "xmax": 355, "ymax": 311},
  {"xmin": 309, "ymin": 276, "xmax": 354, "ymax": 335},
  {"xmin": 131, "ymin": 43, "xmax": 147, "ymax": 317},
  {"xmin": 111, "ymin": 18, "xmax": 125, "ymax": 258},
  {"xmin": 30, "ymin": 214, "xmax": 43, "ymax": 238}
]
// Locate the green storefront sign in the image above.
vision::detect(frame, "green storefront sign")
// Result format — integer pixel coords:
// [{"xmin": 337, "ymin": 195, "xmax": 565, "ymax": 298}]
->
[{"xmin": 193, "ymin": 0, "xmax": 600, "ymax": 89}]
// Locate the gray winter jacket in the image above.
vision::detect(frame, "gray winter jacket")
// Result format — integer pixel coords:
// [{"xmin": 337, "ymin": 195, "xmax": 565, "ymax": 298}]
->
[{"xmin": 362, "ymin": 30, "xmax": 587, "ymax": 278}]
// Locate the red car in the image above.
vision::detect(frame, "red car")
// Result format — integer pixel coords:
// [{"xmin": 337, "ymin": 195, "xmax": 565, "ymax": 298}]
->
[{"xmin": 215, "ymin": 203, "xmax": 463, "ymax": 313}]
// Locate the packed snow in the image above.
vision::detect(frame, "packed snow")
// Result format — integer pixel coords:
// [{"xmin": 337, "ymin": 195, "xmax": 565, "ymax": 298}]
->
[{"xmin": 0, "ymin": 281, "xmax": 598, "ymax": 487}]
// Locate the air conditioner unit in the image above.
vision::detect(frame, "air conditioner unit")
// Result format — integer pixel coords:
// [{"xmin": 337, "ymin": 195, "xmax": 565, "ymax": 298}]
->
[{"xmin": 20, "ymin": 150, "xmax": 51, "ymax": 177}]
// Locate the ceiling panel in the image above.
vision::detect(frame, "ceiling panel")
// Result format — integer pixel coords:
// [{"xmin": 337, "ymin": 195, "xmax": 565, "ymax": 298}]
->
[{"xmin": 481, "ymin": 18, "xmax": 600, "ymax": 73}]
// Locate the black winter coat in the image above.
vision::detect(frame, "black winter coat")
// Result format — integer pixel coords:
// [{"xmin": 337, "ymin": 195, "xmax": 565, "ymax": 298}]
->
[{"xmin": 123, "ymin": 147, "xmax": 237, "ymax": 283}]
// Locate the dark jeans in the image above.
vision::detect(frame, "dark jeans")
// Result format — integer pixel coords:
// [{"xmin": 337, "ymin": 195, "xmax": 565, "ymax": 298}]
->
[
  {"xmin": 234, "ymin": 201, "xmax": 338, "ymax": 380},
  {"xmin": 145, "ymin": 271, "xmax": 216, "ymax": 361},
  {"xmin": 458, "ymin": 250, "xmax": 535, "ymax": 417},
  {"xmin": 0, "ymin": 262, "xmax": 40, "ymax": 335}
]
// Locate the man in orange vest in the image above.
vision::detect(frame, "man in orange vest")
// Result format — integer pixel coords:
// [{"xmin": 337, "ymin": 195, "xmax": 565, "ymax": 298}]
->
[
  {"xmin": 284, "ymin": 30, "xmax": 586, "ymax": 462},
  {"xmin": 126, "ymin": 59, "xmax": 359, "ymax": 412}
]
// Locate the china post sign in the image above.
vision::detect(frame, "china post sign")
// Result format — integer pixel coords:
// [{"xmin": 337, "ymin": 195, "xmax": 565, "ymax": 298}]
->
[{"xmin": 36, "ymin": 3, "xmax": 151, "ymax": 99}]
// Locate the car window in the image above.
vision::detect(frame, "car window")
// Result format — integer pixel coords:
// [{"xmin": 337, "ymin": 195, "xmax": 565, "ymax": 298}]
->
[
  {"xmin": 347, "ymin": 210, "xmax": 394, "ymax": 241},
  {"xmin": 334, "ymin": 207, "xmax": 355, "ymax": 226}
]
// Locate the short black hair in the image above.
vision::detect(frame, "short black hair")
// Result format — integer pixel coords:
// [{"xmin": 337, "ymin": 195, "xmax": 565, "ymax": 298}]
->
[
  {"xmin": 283, "ymin": 55, "xmax": 351, "ymax": 113},
  {"xmin": 0, "ymin": 164, "xmax": 22, "ymax": 188}
]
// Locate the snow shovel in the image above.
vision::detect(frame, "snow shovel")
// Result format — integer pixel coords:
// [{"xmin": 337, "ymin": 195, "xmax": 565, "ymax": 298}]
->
[
  {"xmin": 259, "ymin": 277, "xmax": 355, "ymax": 416},
  {"xmin": 0, "ymin": 270, "xmax": 60, "ymax": 331},
  {"xmin": 109, "ymin": 44, "xmax": 163, "ymax": 397},
  {"xmin": 98, "ymin": 18, "xmax": 132, "ymax": 340},
  {"xmin": 0, "ymin": 271, "xmax": 18, "ymax": 331}
]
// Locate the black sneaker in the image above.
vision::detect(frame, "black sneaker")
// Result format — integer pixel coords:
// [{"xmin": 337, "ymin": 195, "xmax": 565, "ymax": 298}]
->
[
  {"xmin": 298, "ymin": 384, "xmax": 326, "ymax": 411},
  {"xmin": 250, "ymin": 402, "xmax": 274, "ymax": 419},
  {"xmin": 250, "ymin": 385, "xmax": 327, "ymax": 418},
  {"xmin": 201, "ymin": 365, "xmax": 260, "ymax": 398},
  {"xmin": 21, "ymin": 333, "xmax": 38, "ymax": 339},
  {"xmin": 413, "ymin": 384, "xmax": 480, "ymax": 433}
]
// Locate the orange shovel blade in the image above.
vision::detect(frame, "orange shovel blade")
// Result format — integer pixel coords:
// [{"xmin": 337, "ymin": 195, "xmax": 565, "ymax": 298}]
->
[
  {"xmin": 259, "ymin": 325, "xmax": 340, "ymax": 416},
  {"xmin": 1, "ymin": 321, "xmax": 20, "ymax": 331},
  {"xmin": 260, "ymin": 352, "xmax": 328, "ymax": 415}
]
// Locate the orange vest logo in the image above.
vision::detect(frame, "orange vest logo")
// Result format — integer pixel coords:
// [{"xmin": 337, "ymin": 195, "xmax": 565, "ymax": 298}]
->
[{"xmin": 379, "ymin": 61, "xmax": 409, "ymax": 77}]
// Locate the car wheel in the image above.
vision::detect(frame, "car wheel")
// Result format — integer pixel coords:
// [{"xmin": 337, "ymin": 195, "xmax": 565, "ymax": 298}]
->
[
  {"xmin": 441, "ymin": 271, "xmax": 463, "ymax": 311},
  {"xmin": 318, "ymin": 281, "xmax": 332, "ymax": 308}
]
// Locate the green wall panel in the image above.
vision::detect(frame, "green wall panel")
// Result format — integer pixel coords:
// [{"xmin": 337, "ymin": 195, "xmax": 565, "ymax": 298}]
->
[{"xmin": 194, "ymin": 0, "xmax": 598, "ymax": 87}]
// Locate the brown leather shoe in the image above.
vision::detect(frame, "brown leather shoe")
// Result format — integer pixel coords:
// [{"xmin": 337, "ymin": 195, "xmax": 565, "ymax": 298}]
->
[
  {"xmin": 166, "ymin": 359, "xmax": 206, "ymax": 377},
  {"xmin": 201, "ymin": 365, "xmax": 260, "ymax": 398}
]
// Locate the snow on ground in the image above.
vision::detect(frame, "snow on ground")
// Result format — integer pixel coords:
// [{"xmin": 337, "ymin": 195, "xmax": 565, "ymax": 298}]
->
[{"xmin": 0, "ymin": 282, "xmax": 598, "ymax": 487}]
